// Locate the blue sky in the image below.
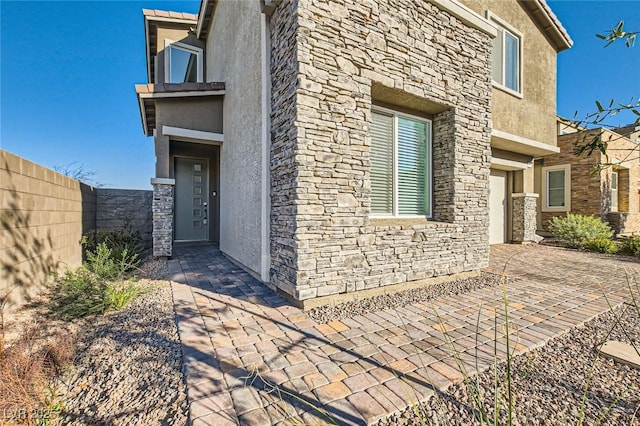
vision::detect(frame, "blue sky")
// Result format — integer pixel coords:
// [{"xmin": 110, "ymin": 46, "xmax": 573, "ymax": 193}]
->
[{"xmin": 1, "ymin": 1, "xmax": 638, "ymax": 189}]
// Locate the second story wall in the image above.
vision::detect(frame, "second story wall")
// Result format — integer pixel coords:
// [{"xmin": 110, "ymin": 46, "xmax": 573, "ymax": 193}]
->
[
  {"xmin": 203, "ymin": 0, "xmax": 265, "ymax": 277},
  {"xmin": 460, "ymin": 0, "xmax": 558, "ymax": 147}
]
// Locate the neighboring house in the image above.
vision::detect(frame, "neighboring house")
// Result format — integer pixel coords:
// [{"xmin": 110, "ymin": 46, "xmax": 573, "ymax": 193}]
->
[
  {"xmin": 613, "ymin": 124, "xmax": 640, "ymax": 144},
  {"xmin": 535, "ymin": 120, "xmax": 640, "ymax": 235},
  {"xmin": 135, "ymin": 0, "xmax": 570, "ymax": 307}
]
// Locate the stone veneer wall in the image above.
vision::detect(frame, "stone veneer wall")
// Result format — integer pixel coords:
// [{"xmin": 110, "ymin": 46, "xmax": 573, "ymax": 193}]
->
[
  {"xmin": 152, "ymin": 183, "xmax": 174, "ymax": 257},
  {"xmin": 269, "ymin": 0, "xmax": 493, "ymax": 301},
  {"xmin": 512, "ymin": 194, "xmax": 538, "ymax": 242},
  {"xmin": 607, "ymin": 212, "xmax": 640, "ymax": 235},
  {"xmin": 270, "ymin": 0, "xmax": 302, "ymax": 292},
  {"xmin": 96, "ymin": 189, "xmax": 153, "ymax": 249}
]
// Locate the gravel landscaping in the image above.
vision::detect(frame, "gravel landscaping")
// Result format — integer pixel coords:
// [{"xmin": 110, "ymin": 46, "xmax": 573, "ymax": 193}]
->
[
  {"xmin": 308, "ymin": 273, "xmax": 501, "ymax": 324},
  {"xmin": 379, "ymin": 303, "xmax": 640, "ymax": 426},
  {"xmin": 59, "ymin": 258, "xmax": 189, "ymax": 425}
]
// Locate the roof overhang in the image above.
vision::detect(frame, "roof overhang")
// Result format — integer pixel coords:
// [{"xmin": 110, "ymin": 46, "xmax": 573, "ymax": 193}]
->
[
  {"xmin": 196, "ymin": 0, "xmax": 281, "ymax": 39},
  {"xmin": 518, "ymin": 0, "xmax": 573, "ymax": 52},
  {"xmin": 492, "ymin": 129, "xmax": 560, "ymax": 157},
  {"xmin": 135, "ymin": 82, "xmax": 225, "ymax": 136},
  {"xmin": 196, "ymin": 1, "xmax": 216, "ymax": 39}
]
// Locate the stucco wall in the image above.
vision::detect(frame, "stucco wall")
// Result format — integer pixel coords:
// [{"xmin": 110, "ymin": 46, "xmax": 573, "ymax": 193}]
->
[
  {"xmin": 0, "ymin": 150, "xmax": 96, "ymax": 310},
  {"xmin": 205, "ymin": 1, "xmax": 264, "ymax": 276},
  {"xmin": 155, "ymin": 97, "xmax": 223, "ymax": 134},
  {"xmin": 459, "ymin": 0, "xmax": 558, "ymax": 147},
  {"xmin": 270, "ymin": 0, "xmax": 492, "ymax": 301}
]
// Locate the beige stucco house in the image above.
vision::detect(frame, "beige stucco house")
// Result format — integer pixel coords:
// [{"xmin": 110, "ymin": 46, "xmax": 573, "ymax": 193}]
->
[
  {"xmin": 135, "ymin": 0, "xmax": 570, "ymax": 307},
  {"xmin": 536, "ymin": 121, "xmax": 640, "ymax": 235}
]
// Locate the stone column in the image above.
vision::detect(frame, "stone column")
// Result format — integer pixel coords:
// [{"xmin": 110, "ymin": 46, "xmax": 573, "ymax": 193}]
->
[
  {"xmin": 512, "ymin": 193, "xmax": 539, "ymax": 243},
  {"xmin": 151, "ymin": 178, "xmax": 175, "ymax": 258}
]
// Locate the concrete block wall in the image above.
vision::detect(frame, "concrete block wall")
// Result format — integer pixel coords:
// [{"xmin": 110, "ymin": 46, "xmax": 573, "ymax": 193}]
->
[
  {"xmin": 1, "ymin": 150, "xmax": 155, "ymax": 311},
  {"xmin": 96, "ymin": 189, "xmax": 153, "ymax": 249},
  {"xmin": 1, "ymin": 150, "xmax": 96, "ymax": 310}
]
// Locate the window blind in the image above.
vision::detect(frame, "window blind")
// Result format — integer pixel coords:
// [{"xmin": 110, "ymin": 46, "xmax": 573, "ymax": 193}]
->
[{"xmin": 371, "ymin": 111, "xmax": 393, "ymax": 214}]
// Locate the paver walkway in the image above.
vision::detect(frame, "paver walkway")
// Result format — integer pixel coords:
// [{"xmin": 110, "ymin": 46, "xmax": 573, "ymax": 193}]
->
[{"xmin": 169, "ymin": 244, "xmax": 637, "ymax": 425}]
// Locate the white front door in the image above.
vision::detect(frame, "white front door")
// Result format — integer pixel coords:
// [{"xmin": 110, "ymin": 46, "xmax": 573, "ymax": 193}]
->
[{"xmin": 489, "ymin": 169, "xmax": 507, "ymax": 244}]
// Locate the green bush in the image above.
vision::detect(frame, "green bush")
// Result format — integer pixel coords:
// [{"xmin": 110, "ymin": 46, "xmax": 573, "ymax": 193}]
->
[
  {"xmin": 548, "ymin": 213, "xmax": 614, "ymax": 249},
  {"xmin": 105, "ymin": 279, "xmax": 145, "ymax": 311},
  {"xmin": 51, "ymin": 268, "xmax": 145, "ymax": 319},
  {"xmin": 86, "ymin": 242, "xmax": 139, "ymax": 280},
  {"xmin": 585, "ymin": 237, "xmax": 618, "ymax": 254},
  {"xmin": 619, "ymin": 235, "xmax": 640, "ymax": 256},
  {"xmin": 50, "ymin": 267, "xmax": 108, "ymax": 319},
  {"xmin": 81, "ymin": 225, "xmax": 143, "ymax": 264}
]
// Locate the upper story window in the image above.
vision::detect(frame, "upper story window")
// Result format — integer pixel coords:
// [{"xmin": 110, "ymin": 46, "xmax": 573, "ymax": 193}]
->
[
  {"xmin": 371, "ymin": 107, "xmax": 432, "ymax": 217},
  {"xmin": 165, "ymin": 40, "xmax": 203, "ymax": 84},
  {"xmin": 488, "ymin": 12, "xmax": 522, "ymax": 96}
]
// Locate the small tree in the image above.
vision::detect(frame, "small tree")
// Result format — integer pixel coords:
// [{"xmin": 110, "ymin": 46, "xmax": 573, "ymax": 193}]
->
[
  {"xmin": 53, "ymin": 162, "xmax": 103, "ymax": 187},
  {"xmin": 572, "ymin": 21, "xmax": 640, "ymax": 159}
]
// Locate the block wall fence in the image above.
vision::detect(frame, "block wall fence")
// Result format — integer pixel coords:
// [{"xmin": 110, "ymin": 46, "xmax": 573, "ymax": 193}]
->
[{"xmin": 1, "ymin": 150, "xmax": 151, "ymax": 311}]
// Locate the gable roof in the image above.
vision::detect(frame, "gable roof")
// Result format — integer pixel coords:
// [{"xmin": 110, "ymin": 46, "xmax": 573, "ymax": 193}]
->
[{"xmin": 518, "ymin": 0, "xmax": 572, "ymax": 51}]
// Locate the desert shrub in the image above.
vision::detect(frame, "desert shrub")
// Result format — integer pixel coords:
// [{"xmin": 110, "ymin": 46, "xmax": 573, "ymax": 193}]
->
[
  {"xmin": 0, "ymin": 327, "xmax": 72, "ymax": 425},
  {"xmin": 618, "ymin": 235, "xmax": 640, "ymax": 256},
  {"xmin": 81, "ymin": 225, "xmax": 143, "ymax": 264},
  {"xmin": 104, "ymin": 279, "xmax": 146, "ymax": 311},
  {"xmin": 50, "ymin": 266, "xmax": 144, "ymax": 320},
  {"xmin": 50, "ymin": 267, "xmax": 108, "ymax": 319},
  {"xmin": 548, "ymin": 213, "xmax": 614, "ymax": 249},
  {"xmin": 585, "ymin": 237, "xmax": 618, "ymax": 254},
  {"xmin": 86, "ymin": 243, "xmax": 139, "ymax": 281}
]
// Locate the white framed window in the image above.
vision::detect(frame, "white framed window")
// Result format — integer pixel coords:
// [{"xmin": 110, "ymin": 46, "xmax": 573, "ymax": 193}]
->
[
  {"xmin": 371, "ymin": 107, "xmax": 432, "ymax": 217},
  {"xmin": 611, "ymin": 171, "xmax": 618, "ymax": 212},
  {"xmin": 487, "ymin": 12, "xmax": 523, "ymax": 97},
  {"xmin": 542, "ymin": 164, "xmax": 571, "ymax": 212},
  {"xmin": 164, "ymin": 40, "xmax": 203, "ymax": 84}
]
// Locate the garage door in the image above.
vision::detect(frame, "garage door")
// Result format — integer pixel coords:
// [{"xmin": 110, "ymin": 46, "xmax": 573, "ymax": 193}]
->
[{"xmin": 489, "ymin": 169, "xmax": 507, "ymax": 244}]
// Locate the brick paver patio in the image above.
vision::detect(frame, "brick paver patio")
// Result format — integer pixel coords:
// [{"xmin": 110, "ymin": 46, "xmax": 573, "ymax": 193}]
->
[{"xmin": 169, "ymin": 244, "xmax": 636, "ymax": 425}]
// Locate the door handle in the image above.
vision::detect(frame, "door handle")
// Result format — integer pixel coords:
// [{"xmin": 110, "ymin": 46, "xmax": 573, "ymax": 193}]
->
[{"xmin": 203, "ymin": 202, "xmax": 208, "ymax": 222}]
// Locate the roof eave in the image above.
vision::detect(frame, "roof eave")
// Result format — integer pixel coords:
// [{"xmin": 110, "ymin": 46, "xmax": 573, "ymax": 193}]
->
[
  {"xmin": 196, "ymin": 0, "xmax": 216, "ymax": 39},
  {"xmin": 518, "ymin": 0, "xmax": 573, "ymax": 52}
]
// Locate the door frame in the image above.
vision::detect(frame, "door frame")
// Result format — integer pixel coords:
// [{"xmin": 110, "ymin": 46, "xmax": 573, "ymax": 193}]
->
[
  {"xmin": 174, "ymin": 155, "xmax": 210, "ymax": 243},
  {"xmin": 489, "ymin": 168, "xmax": 510, "ymax": 244}
]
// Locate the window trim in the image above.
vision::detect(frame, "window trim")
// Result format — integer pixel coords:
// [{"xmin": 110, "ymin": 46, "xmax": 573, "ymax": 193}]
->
[
  {"xmin": 487, "ymin": 11, "xmax": 523, "ymax": 98},
  {"xmin": 610, "ymin": 171, "xmax": 618, "ymax": 212},
  {"xmin": 164, "ymin": 39, "xmax": 203, "ymax": 84},
  {"xmin": 370, "ymin": 105, "xmax": 433, "ymax": 219},
  {"xmin": 541, "ymin": 164, "xmax": 571, "ymax": 212}
]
